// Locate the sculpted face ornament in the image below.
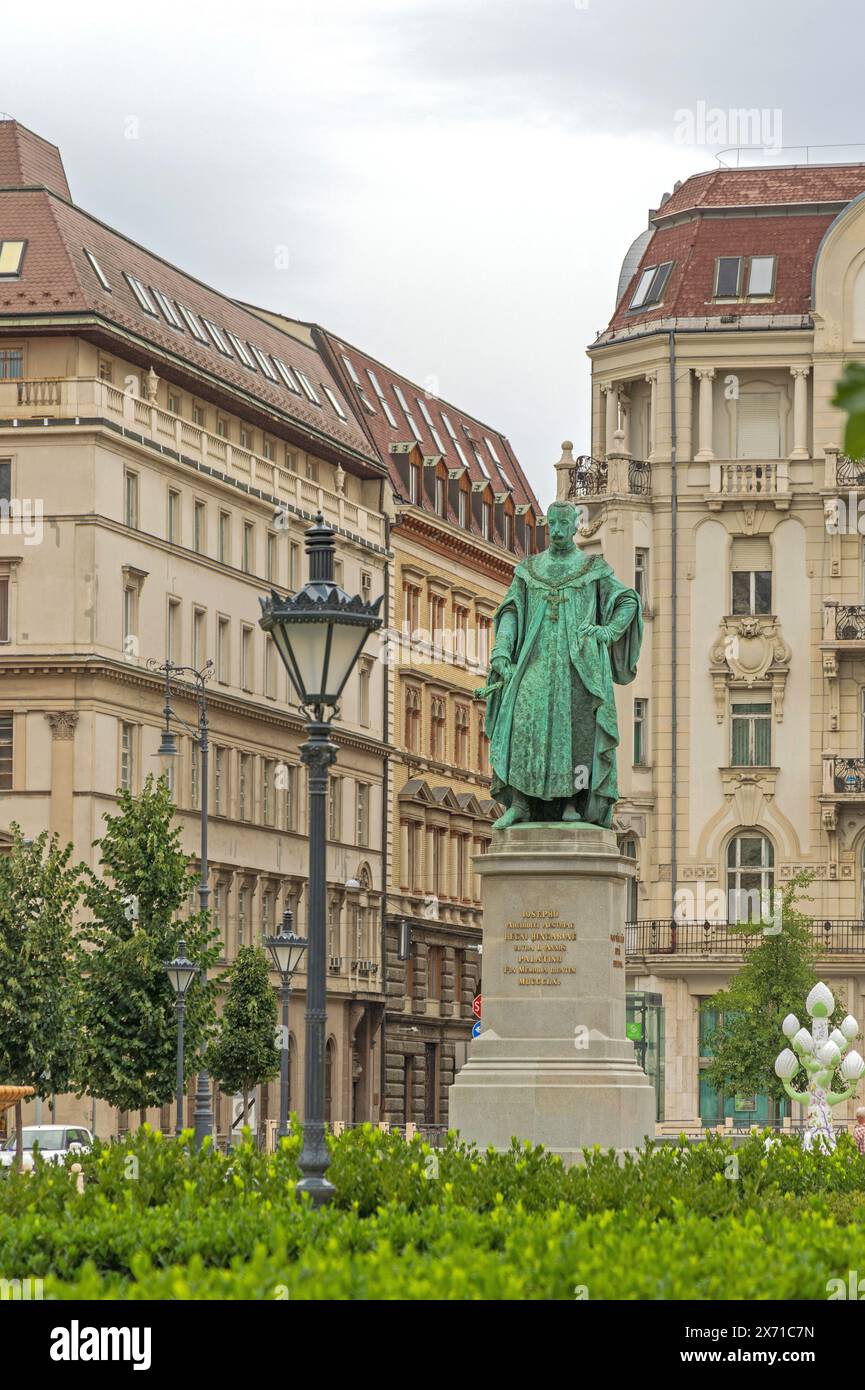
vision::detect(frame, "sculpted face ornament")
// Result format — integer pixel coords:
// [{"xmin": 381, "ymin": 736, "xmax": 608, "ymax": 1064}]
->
[{"xmin": 476, "ymin": 499, "xmax": 643, "ymax": 830}]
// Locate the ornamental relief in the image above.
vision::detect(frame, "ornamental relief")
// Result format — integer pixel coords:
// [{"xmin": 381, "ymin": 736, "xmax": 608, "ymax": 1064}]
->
[{"xmin": 709, "ymin": 614, "xmax": 792, "ymax": 722}]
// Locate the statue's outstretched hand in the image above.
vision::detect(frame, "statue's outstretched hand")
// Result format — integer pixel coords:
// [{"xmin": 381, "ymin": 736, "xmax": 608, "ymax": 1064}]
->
[{"xmin": 490, "ymin": 654, "xmax": 513, "ymax": 684}]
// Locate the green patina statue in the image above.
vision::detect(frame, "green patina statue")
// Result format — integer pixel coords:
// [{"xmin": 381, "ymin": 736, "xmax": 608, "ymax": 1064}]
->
[{"xmin": 479, "ymin": 499, "xmax": 643, "ymax": 831}]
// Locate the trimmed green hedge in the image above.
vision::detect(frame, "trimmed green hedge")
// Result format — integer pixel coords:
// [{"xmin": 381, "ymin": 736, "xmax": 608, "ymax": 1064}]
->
[{"xmin": 3, "ymin": 1126, "xmax": 865, "ymax": 1299}]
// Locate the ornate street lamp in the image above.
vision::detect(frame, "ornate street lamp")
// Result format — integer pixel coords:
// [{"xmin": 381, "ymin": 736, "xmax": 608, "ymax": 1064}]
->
[
  {"xmin": 265, "ymin": 909, "xmax": 308, "ymax": 1143},
  {"xmin": 163, "ymin": 940, "xmax": 198, "ymax": 1137},
  {"xmin": 259, "ymin": 512, "xmax": 382, "ymax": 1204},
  {"xmin": 148, "ymin": 656, "xmax": 216, "ymax": 1149}
]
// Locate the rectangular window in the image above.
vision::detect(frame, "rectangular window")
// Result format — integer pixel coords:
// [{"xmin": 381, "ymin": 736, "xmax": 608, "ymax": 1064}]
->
[
  {"xmin": 249, "ymin": 344, "xmax": 278, "ymax": 380},
  {"xmin": 216, "ymin": 417, "xmax": 229, "ymax": 439},
  {"xmin": 151, "ymin": 287, "xmax": 183, "ymax": 329},
  {"xmin": 241, "ymin": 625, "xmax": 253, "ymax": 690},
  {"xmin": 283, "ymin": 764, "xmax": 295, "ymax": 831},
  {"xmin": 273, "ymin": 358, "xmax": 301, "ymax": 392},
  {"xmin": 0, "ymin": 352, "xmax": 22, "ymax": 380},
  {"xmin": 747, "ymin": 255, "xmax": 776, "ymax": 297},
  {"xmin": 359, "ymin": 660, "xmax": 371, "ymax": 726},
  {"xmin": 732, "ymin": 702, "xmax": 771, "ymax": 767},
  {"xmin": 242, "ymin": 521, "xmax": 254, "ymax": 574},
  {"xmin": 0, "ymin": 713, "xmax": 12, "ymax": 788},
  {"xmin": 192, "ymin": 403, "xmax": 206, "ymax": 428},
  {"xmin": 418, "ymin": 398, "xmax": 447, "ymax": 453},
  {"xmin": 394, "ymin": 384, "xmax": 422, "ymax": 441},
  {"xmin": 322, "ymin": 385, "xmax": 348, "ymax": 420},
  {"xmin": 218, "ymin": 511, "xmax": 231, "ymax": 564},
  {"xmin": 356, "ymin": 782, "xmax": 369, "ymax": 847},
  {"xmin": 295, "ymin": 371, "xmax": 321, "ymax": 405},
  {"xmin": 193, "ymin": 608, "xmax": 206, "ymax": 670},
  {"xmin": 408, "ymin": 462, "xmax": 420, "ymax": 504},
  {"xmin": 167, "ymin": 390, "xmax": 181, "ymax": 416},
  {"xmin": 366, "ymin": 370, "xmax": 398, "ymax": 426},
  {"xmin": 167, "ymin": 489, "xmax": 181, "ymax": 544},
  {"xmin": 630, "ymin": 261, "xmax": 673, "ymax": 309},
  {"xmin": 633, "ymin": 698, "xmax": 648, "ymax": 766},
  {"xmin": 120, "ymin": 722, "xmax": 134, "ymax": 791},
  {"xmin": 124, "ymin": 471, "xmax": 139, "ymax": 528},
  {"xmin": 239, "ymin": 754, "xmax": 251, "ymax": 821},
  {"xmin": 190, "ymin": 742, "xmax": 200, "ymax": 810},
  {"xmin": 266, "ymin": 532, "xmax": 277, "ymax": 583},
  {"xmin": 124, "ymin": 273, "xmax": 157, "ymax": 315},
  {"xmin": 634, "ymin": 548, "xmax": 648, "ymax": 606},
  {"xmin": 217, "ymin": 617, "xmax": 230, "ymax": 682},
  {"xmin": 176, "ymin": 303, "xmax": 208, "ymax": 342},
  {"xmin": 167, "ymin": 598, "xmax": 181, "ymax": 663},
  {"xmin": 263, "ymin": 760, "xmax": 274, "ymax": 825},
  {"xmin": 226, "ymin": 332, "xmax": 255, "ymax": 369},
  {"xmin": 84, "ymin": 248, "xmax": 111, "ymax": 291},
  {"xmin": 481, "ymin": 501, "xmax": 492, "ymax": 540},
  {"xmin": 0, "ymin": 576, "xmax": 8, "ymax": 643},
  {"xmin": 265, "ymin": 636, "xmax": 277, "ymax": 698},
  {"xmin": 122, "ymin": 586, "xmax": 137, "ymax": 651},
  {"xmin": 458, "ymin": 489, "xmax": 468, "ymax": 528},
  {"xmin": 328, "ymin": 776, "xmax": 342, "ymax": 841},
  {"xmin": 214, "ymin": 746, "xmax": 225, "ymax": 814},
  {"xmin": 715, "ymin": 256, "xmax": 743, "ymax": 298},
  {"xmin": 731, "ymin": 570, "xmax": 772, "ymax": 616},
  {"xmin": 193, "ymin": 500, "xmax": 206, "ymax": 554},
  {"xmin": 289, "ymin": 542, "xmax": 300, "ymax": 590},
  {"xmin": 238, "ymin": 887, "xmax": 248, "ymax": 947},
  {"xmin": 202, "ymin": 319, "xmax": 232, "ymax": 355}
]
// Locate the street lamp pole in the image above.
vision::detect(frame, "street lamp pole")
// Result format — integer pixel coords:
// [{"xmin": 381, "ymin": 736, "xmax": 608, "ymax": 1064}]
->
[
  {"xmin": 151, "ymin": 658, "xmax": 216, "ymax": 1148},
  {"xmin": 259, "ymin": 513, "xmax": 382, "ymax": 1204},
  {"xmin": 265, "ymin": 910, "xmax": 308, "ymax": 1142},
  {"xmin": 163, "ymin": 940, "xmax": 197, "ymax": 1137}
]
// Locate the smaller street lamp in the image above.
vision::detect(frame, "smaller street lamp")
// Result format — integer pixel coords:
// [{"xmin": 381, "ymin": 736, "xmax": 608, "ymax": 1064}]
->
[
  {"xmin": 265, "ymin": 909, "xmax": 308, "ymax": 1142},
  {"xmin": 163, "ymin": 940, "xmax": 198, "ymax": 1137}
]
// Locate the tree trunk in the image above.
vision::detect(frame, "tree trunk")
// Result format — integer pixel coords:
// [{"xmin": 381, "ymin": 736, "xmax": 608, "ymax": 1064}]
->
[
  {"xmin": 139, "ymin": 1107, "xmax": 147, "ymax": 1132},
  {"xmin": 14, "ymin": 1099, "xmax": 22, "ymax": 1173}
]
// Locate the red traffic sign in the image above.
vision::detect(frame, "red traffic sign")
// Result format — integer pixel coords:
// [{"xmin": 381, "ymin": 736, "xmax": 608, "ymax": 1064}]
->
[{"xmin": 472, "ymin": 994, "xmax": 482, "ymax": 1019}]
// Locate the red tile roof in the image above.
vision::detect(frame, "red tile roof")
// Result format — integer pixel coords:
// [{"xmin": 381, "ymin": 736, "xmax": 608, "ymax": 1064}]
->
[
  {"xmin": 604, "ymin": 163, "xmax": 865, "ymax": 335},
  {"xmin": 0, "ymin": 122, "xmax": 380, "ymax": 471},
  {"xmin": 0, "ymin": 120, "xmax": 71, "ymax": 199}
]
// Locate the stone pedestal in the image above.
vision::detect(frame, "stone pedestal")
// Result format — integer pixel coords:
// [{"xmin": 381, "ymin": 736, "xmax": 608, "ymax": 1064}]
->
[{"xmin": 449, "ymin": 823, "xmax": 655, "ymax": 1161}]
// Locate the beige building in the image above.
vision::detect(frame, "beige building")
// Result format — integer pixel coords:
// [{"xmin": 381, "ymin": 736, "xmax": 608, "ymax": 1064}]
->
[
  {"xmin": 0, "ymin": 120, "xmax": 391, "ymax": 1141},
  {"xmin": 560, "ymin": 161, "xmax": 865, "ymax": 1128}
]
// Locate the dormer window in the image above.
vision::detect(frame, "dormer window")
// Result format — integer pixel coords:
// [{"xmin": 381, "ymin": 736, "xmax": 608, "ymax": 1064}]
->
[
  {"xmin": 273, "ymin": 357, "xmax": 301, "ymax": 393},
  {"xmin": 367, "ymin": 370, "xmax": 397, "ymax": 426},
  {"xmin": 0, "ymin": 241, "xmax": 26, "ymax": 278},
  {"xmin": 226, "ymin": 332, "xmax": 255, "ymax": 368},
  {"xmin": 295, "ymin": 371, "xmax": 321, "ymax": 405},
  {"xmin": 202, "ymin": 319, "xmax": 232, "ymax": 355},
  {"xmin": 177, "ymin": 303, "xmax": 208, "ymax": 342},
  {"xmin": 151, "ymin": 287, "xmax": 183, "ymax": 329},
  {"xmin": 248, "ymin": 344, "xmax": 278, "ymax": 381},
  {"xmin": 746, "ymin": 255, "xmax": 776, "ymax": 297},
  {"xmin": 629, "ymin": 261, "xmax": 673, "ymax": 309},
  {"xmin": 394, "ymin": 385, "xmax": 423, "ymax": 442},
  {"xmin": 322, "ymin": 385, "xmax": 347, "ymax": 420}
]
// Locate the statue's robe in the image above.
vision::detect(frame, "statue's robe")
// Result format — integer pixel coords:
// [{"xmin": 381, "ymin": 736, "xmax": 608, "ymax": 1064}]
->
[{"xmin": 486, "ymin": 550, "xmax": 642, "ymax": 828}]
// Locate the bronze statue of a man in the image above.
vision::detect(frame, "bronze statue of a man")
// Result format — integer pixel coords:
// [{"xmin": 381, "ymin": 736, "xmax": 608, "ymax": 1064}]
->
[{"xmin": 481, "ymin": 499, "xmax": 643, "ymax": 830}]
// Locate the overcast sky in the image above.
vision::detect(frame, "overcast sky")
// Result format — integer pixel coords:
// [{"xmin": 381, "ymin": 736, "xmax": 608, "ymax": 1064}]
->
[{"xmin": 2, "ymin": 0, "xmax": 862, "ymax": 504}]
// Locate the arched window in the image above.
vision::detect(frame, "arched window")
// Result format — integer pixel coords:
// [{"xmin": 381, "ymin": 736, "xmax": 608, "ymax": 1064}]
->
[
  {"xmin": 620, "ymin": 837, "xmax": 639, "ymax": 926},
  {"xmin": 404, "ymin": 685, "xmax": 421, "ymax": 751},
  {"xmin": 726, "ymin": 833, "xmax": 774, "ymax": 924},
  {"xmin": 430, "ymin": 696, "xmax": 446, "ymax": 760}
]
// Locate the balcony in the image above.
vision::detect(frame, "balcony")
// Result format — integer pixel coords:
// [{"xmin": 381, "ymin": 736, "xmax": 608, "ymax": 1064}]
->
[
  {"xmin": 823, "ymin": 601, "xmax": 865, "ymax": 644},
  {"xmin": 626, "ymin": 919, "xmax": 865, "ymax": 957},
  {"xmin": 0, "ymin": 376, "xmax": 385, "ymax": 547},
  {"xmin": 824, "ymin": 757, "xmax": 865, "ymax": 796},
  {"xmin": 566, "ymin": 455, "xmax": 651, "ymax": 499},
  {"xmin": 835, "ymin": 453, "xmax": 865, "ymax": 488},
  {"xmin": 707, "ymin": 460, "xmax": 790, "ymax": 510}
]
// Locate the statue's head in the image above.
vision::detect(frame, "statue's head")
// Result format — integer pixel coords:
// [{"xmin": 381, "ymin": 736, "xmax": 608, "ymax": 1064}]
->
[{"xmin": 546, "ymin": 500, "xmax": 579, "ymax": 552}]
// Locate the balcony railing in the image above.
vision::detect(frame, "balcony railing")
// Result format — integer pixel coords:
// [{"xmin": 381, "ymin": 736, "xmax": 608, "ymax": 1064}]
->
[
  {"xmin": 834, "ymin": 606, "xmax": 865, "ymax": 641},
  {"xmin": 717, "ymin": 461, "xmax": 784, "ymax": 496},
  {"xmin": 0, "ymin": 376, "xmax": 384, "ymax": 546},
  {"xmin": 567, "ymin": 455, "xmax": 651, "ymax": 499},
  {"xmin": 627, "ymin": 919, "xmax": 865, "ymax": 955},
  {"xmin": 836, "ymin": 454, "xmax": 865, "ymax": 488},
  {"xmin": 832, "ymin": 759, "xmax": 865, "ymax": 794}
]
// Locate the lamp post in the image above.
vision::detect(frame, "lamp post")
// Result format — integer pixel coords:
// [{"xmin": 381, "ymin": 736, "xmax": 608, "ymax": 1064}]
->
[
  {"xmin": 149, "ymin": 657, "xmax": 216, "ymax": 1149},
  {"xmin": 265, "ymin": 909, "xmax": 308, "ymax": 1142},
  {"xmin": 163, "ymin": 939, "xmax": 198, "ymax": 1136},
  {"xmin": 259, "ymin": 513, "xmax": 382, "ymax": 1204}
]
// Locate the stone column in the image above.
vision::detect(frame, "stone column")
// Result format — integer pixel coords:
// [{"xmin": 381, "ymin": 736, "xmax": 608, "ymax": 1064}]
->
[
  {"xmin": 425, "ymin": 826, "xmax": 437, "ymax": 894},
  {"xmin": 790, "ymin": 367, "xmax": 810, "ymax": 460},
  {"xmin": 603, "ymin": 384, "xmax": 619, "ymax": 459},
  {"xmin": 399, "ymin": 821, "xmax": 410, "ymax": 891},
  {"xmin": 449, "ymin": 832, "xmax": 460, "ymax": 900},
  {"xmin": 694, "ymin": 369, "xmax": 716, "ymax": 462},
  {"xmin": 645, "ymin": 372, "xmax": 658, "ymax": 462},
  {"xmin": 619, "ymin": 394, "xmax": 631, "ymax": 455},
  {"xmin": 45, "ymin": 712, "xmax": 78, "ymax": 847}
]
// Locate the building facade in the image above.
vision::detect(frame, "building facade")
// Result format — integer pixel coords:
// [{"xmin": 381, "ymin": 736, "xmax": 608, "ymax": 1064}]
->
[
  {"xmin": 0, "ymin": 120, "xmax": 391, "ymax": 1141},
  {"xmin": 561, "ymin": 162, "xmax": 865, "ymax": 1127}
]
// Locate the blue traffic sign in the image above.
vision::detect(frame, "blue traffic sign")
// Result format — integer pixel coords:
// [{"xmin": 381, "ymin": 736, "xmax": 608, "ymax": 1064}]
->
[{"xmin": 472, "ymin": 1021, "xmax": 482, "ymax": 1039}]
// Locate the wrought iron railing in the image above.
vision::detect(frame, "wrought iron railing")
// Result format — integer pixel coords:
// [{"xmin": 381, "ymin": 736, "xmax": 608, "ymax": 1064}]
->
[
  {"xmin": 568, "ymin": 455, "xmax": 608, "ymax": 497},
  {"xmin": 626, "ymin": 919, "xmax": 865, "ymax": 955},
  {"xmin": 836, "ymin": 454, "xmax": 865, "ymax": 487},
  {"xmin": 834, "ymin": 605, "xmax": 865, "ymax": 640},
  {"xmin": 833, "ymin": 758, "xmax": 865, "ymax": 793},
  {"xmin": 628, "ymin": 459, "xmax": 652, "ymax": 495}
]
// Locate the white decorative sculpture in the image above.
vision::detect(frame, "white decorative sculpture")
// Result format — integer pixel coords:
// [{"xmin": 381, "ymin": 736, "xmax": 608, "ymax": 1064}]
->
[{"xmin": 775, "ymin": 983, "xmax": 865, "ymax": 1153}]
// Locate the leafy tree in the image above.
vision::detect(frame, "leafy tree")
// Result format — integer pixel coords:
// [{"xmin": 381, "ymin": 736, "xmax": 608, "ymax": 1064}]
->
[
  {"xmin": 79, "ymin": 776, "xmax": 219, "ymax": 1118},
  {"xmin": 833, "ymin": 363, "xmax": 865, "ymax": 458},
  {"xmin": 208, "ymin": 945, "xmax": 280, "ymax": 1130},
  {"xmin": 0, "ymin": 826, "xmax": 83, "ymax": 1167},
  {"xmin": 701, "ymin": 873, "xmax": 839, "ymax": 1116}
]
